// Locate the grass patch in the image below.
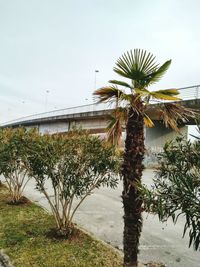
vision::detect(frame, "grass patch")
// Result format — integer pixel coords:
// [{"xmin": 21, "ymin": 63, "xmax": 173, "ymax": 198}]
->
[{"xmin": 0, "ymin": 186, "xmax": 122, "ymax": 267}]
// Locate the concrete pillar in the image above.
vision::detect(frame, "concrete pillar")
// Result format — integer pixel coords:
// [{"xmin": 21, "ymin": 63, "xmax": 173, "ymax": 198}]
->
[
  {"xmin": 145, "ymin": 122, "xmax": 188, "ymax": 152},
  {"xmin": 144, "ymin": 121, "xmax": 188, "ymax": 166}
]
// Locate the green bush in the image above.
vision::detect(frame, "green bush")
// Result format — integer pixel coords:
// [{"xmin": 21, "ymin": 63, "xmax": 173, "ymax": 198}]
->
[
  {"xmin": 27, "ymin": 129, "xmax": 120, "ymax": 236},
  {"xmin": 0, "ymin": 128, "xmax": 36, "ymax": 203},
  {"xmin": 141, "ymin": 137, "xmax": 200, "ymax": 250}
]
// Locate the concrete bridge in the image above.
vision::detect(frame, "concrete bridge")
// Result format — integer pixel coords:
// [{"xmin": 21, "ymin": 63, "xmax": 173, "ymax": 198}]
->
[{"xmin": 1, "ymin": 85, "xmax": 200, "ymax": 154}]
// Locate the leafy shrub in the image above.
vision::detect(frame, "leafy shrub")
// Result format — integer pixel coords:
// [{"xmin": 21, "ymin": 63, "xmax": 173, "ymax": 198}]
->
[
  {"xmin": 141, "ymin": 137, "xmax": 200, "ymax": 250},
  {"xmin": 28, "ymin": 129, "xmax": 120, "ymax": 236},
  {"xmin": 0, "ymin": 128, "xmax": 35, "ymax": 203}
]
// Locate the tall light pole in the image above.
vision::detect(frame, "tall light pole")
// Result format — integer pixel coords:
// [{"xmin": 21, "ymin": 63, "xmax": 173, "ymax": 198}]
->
[
  {"xmin": 22, "ymin": 100, "xmax": 25, "ymax": 113},
  {"xmin": 45, "ymin": 90, "xmax": 50, "ymax": 111},
  {"xmin": 93, "ymin": 70, "xmax": 99, "ymax": 111},
  {"xmin": 94, "ymin": 70, "xmax": 99, "ymax": 90}
]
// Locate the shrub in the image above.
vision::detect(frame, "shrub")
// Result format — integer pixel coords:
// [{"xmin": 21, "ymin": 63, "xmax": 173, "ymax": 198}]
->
[
  {"xmin": 141, "ymin": 137, "xmax": 200, "ymax": 250},
  {"xmin": 28, "ymin": 130, "xmax": 120, "ymax": 236},
  {"xmin": 0, "ymin": 128, "xmax": 35, "ymax": 203}
]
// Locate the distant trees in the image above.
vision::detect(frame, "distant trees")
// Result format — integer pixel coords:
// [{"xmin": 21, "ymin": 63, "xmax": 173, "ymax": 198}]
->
[{"xmin": 141, "ymin": 136, "xmax": 200, "ymax": 250}]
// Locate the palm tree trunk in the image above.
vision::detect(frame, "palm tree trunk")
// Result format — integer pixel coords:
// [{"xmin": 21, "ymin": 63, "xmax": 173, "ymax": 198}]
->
[{"xmin": 121, "ymin": 102, "xmax": 145, "ymax": 267}]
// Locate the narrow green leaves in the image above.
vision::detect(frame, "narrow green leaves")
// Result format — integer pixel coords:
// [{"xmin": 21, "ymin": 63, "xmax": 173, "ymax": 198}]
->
[
  {"xmin": 109, "ymin": 80, "xmax": 132, "ymax": 89},
  {"xmin": 150, "ymin": 88, "xmax": 181, "ymax": 101},
  {"xmin": 141, "ymin": 137, "xmax": 200, "ymax": 250}
]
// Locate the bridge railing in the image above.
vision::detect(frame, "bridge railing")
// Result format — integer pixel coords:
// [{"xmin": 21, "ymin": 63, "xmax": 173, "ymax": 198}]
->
[
  {"xmin": 1, "ymin": 84, "xmax": 200, "ymax": 127},
  {"xmin": 1, "ymin": 102, "xmax": 113, "ymax": 126},
  {"xmin": 177, "ymin": 85, "xmax": 200, "ymax": 100}
]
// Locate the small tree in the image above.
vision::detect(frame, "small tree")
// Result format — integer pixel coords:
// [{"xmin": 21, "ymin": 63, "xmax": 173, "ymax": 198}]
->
[
  {"xmin": 93, "ymin": 49, "xmax": 193, "ymax": 266},
  {"xmin": 0, "ymin": 127, "xmax": 35, "ymax": 203},
  {"xmin": 141, "ymin": 137, "xmax": 200, "ymax": 250},
  {"xmin": 28, "ymin": 130, "xmax": 120, "ymax": 236}
]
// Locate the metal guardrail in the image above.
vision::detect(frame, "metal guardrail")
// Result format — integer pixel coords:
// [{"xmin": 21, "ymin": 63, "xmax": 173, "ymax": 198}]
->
[
  {"xmin": 1, "ymin": 85, "xmax": 200, "ymax": 127},
  {"xmin": 1, "ymin": 102, "xmax": 114, "ymax": 126},
  {"xmin": 177, "ymin": 85, "xmax": 200, "ymax": 100}
]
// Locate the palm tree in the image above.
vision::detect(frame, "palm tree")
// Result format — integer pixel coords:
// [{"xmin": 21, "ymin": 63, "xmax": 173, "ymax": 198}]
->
[{"xmin": 93, "ymin": 49, "xmax": 193, "ymax": 267}]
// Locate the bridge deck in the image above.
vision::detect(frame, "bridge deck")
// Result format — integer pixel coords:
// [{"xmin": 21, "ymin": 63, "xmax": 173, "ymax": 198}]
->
[{"xmin": 1, "ymin": 85, "xmax": 200, "ymax": 128}]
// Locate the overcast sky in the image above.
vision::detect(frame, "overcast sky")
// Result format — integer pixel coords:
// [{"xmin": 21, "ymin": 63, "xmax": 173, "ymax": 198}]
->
[{"xmin": 0, "ymin": 0, "xmax": 200, "ymax": 123}]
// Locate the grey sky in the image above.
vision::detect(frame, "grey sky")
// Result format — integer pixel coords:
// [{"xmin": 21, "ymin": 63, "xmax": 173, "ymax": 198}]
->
[{"xmin": 0, "ymin": 0, "xmax": 200, "ymax": 122}]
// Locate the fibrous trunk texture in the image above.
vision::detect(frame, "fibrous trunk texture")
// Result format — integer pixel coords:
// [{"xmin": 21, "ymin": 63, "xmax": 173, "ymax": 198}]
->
[{"xmin": 121, "ymin": 102, "xmax": 145, "ymax": 267}]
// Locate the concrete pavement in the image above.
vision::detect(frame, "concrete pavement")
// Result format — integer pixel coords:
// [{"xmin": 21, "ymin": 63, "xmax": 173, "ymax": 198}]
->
[{"xmin": 1, "ymin": 170, "xmax": 200, "ymax": 267}]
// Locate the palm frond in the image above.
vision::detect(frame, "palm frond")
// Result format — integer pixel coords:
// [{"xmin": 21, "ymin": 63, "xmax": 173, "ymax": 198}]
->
[
  {"xmin": 159, "ymin": 103, "xmax": 195, "ymax": 132},
  {"xmin": 113, "ymin": 49, "xmax": 172, "ymax": 88},
  {"xmin": 113, "ymin": 49, "xmax": 158, "ymax": 83},
  {"xmin": 93, "ymin": 86, "xmax": 125, "ymax": 103},
  {"xmin": 109, "ymin": 80, "xmax": 132, "ymax": 89},
  {"xmin": 133, "ymin": 87, "xmax": 152, "ymax": 104},
  {"xmin": 145, "ymin": 60, "xmax": 171, "ymax": 85},
  {"xmin": 107, "ymin": 107, "xmax": 127, "ymax": 146},
  {"xmin": 150, "ymin": 89, "xmax": 181, "ymax": 101},
  {"xmin": 144, "ymin": 113, "xmax": 154, "ymax": 127},
  {"xmin": 134, "ymin": 87, "xmax": 150, "ymax": 93}
]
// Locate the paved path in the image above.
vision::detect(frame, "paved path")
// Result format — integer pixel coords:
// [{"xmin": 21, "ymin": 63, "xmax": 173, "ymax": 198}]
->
[{"xmin": 2, "ymin": 170, "xmax": 200, "ymax": 267}]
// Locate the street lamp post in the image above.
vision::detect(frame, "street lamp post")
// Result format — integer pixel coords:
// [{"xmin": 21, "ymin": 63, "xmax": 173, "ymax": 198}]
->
[
  {"xmin": 94, "ymin": 70, "xmax": 99, "ymax": 111},
  {"xmin": 94, "ymin": 70, "xmax": 99, "ymax": 90},
  {"xmin": 45, "ymin": 90, "xmax": 50, "ymax": 111}
]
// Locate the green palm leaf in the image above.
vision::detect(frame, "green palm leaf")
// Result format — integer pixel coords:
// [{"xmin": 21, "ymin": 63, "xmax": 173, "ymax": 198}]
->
[
  {"xmin": 150, "ymin": 89, "xmax": 181, "ymax": 101},
  {"xmin": 134, "ymin": 87, "xmax": 151, "ymax": 95},
  {"xmin": 113, "ymin": 49, "xmax": 158, "ymax": 83},
  {"xmin": 109, "ymin": 80, "xmax": 132, "ymax": 89},
  {"xmin": 113, "ymin": 49, "xmax": 172, "ymax": 89},
  {"xmin": 145, "ymin": 60, "xmax": 171, "ymax": 85}
]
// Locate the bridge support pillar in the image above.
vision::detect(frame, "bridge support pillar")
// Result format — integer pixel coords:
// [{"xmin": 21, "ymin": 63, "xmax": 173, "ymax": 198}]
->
[{"xmin": 144, "ymin": 122, "xmax": 188, "ymax": 166}]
